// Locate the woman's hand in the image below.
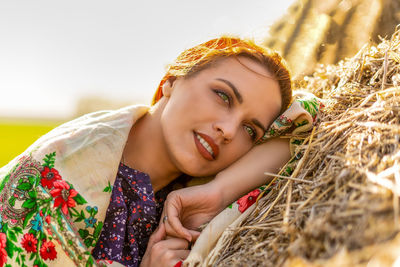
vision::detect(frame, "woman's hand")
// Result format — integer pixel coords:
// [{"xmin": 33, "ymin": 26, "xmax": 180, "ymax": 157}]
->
[
  {"xmin": 140, "ymin": 223, "xmax": 190, "ymax": 267},
  {"xmin": 161, "ymin": 181, "xmax": 225, "ymax": 242}
]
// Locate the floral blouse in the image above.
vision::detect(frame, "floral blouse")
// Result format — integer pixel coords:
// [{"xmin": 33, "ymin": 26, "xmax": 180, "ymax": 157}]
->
[{"xmin": 92, "ymin": 163, "xmax": 169, "ymax": 267}]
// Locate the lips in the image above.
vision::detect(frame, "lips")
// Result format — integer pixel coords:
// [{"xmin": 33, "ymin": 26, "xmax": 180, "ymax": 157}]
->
[{"xmin": 193, "ymin": 131, "xmax": 220, "ymax": 161}]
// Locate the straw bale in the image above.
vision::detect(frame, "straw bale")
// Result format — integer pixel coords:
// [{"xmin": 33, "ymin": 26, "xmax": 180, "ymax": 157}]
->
[
  {"xmin": 265, "ymin": 0, "xmax": 400, "ymax": 78},
  {"xmin": 201, "ymin": 27, "xmax": 400, "ymax": 267}
]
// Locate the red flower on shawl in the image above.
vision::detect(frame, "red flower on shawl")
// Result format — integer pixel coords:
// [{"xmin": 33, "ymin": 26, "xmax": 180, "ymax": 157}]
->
[
  {"xmin": 50, "ymin": 180, "xmax": 78, "ymax": 215},
  {"xmin": 39, "ymin": 240, "xmax": 57, "ymax": 260},
  {"xmin": 0, "ymin": 233, "xmax": 7, "ymax": 267},
  {"xmin": 237, "ymin": 189, "xmax": 261, "ymax": 213},
  {"xmin": 41, "ymin": 167, "xmax": 62, "ymax": 189},
  {"xmin": 21, "ymin": 233, "xmax": 38, "ymax": 253},
  {"xmin": 45, "ymin": 215, "xmax": 51, "ymax": 224}
]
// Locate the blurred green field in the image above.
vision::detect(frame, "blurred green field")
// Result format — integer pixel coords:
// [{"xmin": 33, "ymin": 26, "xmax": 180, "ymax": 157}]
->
[{"xmin": 0, "ymin": 120, "xmax": 63, "ymax": 167}]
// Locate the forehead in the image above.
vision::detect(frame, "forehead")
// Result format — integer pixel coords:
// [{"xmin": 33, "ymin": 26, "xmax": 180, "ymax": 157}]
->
[{"xmin": 207, "ymin": 55, "xmax": 273, "ymax": 78}]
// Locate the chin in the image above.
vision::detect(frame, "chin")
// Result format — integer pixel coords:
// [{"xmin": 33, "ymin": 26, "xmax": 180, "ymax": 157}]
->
[
  {"xmin": 172, "ymin": 154, "xmax": 218, "ymax": 177},
  {"xmin": 176, "ymin": 160, "xmax": 210, "ymax": 177},
  {"xmin": 164, "ymin": 134, "xmax": 227, "ymax": 177},
  {"xmin": 183, "ymin": 160, "xmax": 229, "ymax": 177}
]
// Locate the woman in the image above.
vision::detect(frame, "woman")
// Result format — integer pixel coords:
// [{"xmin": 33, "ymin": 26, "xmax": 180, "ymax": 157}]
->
[
  {"xmin": 97, "ymin": 37, "xmax": 292, "ymax": 267},
  {"xmin": 0, "ymin": 37, "xmax": 317, "ymax": 267}
]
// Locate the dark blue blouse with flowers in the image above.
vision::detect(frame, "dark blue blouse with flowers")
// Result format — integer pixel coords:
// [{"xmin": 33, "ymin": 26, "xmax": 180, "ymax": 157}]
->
[{"xmin": 91, "ymin": 163, "xmax": 170, "ymax": 267}]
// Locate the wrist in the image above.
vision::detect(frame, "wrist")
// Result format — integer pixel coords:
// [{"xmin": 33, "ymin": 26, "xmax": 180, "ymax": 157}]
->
[{"xmin": 207, "ymin": 178, "xmax": 231, "ymax": 209}]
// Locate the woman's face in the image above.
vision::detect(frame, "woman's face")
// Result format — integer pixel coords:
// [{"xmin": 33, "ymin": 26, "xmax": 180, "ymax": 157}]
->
[{"xmin": 160, "ymin": 56, "xmax": 282, "ymax": 177}]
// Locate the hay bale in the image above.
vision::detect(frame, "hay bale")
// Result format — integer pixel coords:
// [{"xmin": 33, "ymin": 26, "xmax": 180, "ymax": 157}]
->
[
  {"xmin": 264, "ymin": 0, "xmax": 400, "ymax": 78},
  {"xmin": 200, "ymin": 27, "xmax": 400, "ymax": 267},
  {"xmin": 284, "ymin": 10, "xmax": 331, "ymax": 76}
]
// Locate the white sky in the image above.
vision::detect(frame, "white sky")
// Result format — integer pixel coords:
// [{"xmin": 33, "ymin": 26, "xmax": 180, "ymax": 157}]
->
[{"xmin": 0, "ymin": 0, "xmax": 294, "ymax": 119}]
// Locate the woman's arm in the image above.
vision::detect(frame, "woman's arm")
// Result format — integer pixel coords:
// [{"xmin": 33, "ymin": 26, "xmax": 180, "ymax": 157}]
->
[
  {"xmin": 162, "ymin": 137, "xmax": 291, "ymax": 241},
  {"xmin": 214, "ymin": 137, "xmax": 290, "ymax": 207}
]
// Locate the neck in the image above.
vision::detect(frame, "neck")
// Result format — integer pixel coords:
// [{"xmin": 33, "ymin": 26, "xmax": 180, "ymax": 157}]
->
[{"xmin": 122, "ymin": 99, "xmax": 182, "ymax": 192}]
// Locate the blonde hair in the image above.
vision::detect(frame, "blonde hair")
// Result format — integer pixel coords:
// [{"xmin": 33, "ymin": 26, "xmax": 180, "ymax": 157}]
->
[{"xmin": 152, "ymin": 36, "xmax": 292, "ymax": 113}]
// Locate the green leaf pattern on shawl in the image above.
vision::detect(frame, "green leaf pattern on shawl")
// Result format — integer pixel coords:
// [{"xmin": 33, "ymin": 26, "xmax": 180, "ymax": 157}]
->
[
  {"xmin": 102, "ymin": 181, "xmax": 113, "ymax": 193},
  {"xmin": 297, "ymin": 97, "xmax": 319, "ymax": 118}
]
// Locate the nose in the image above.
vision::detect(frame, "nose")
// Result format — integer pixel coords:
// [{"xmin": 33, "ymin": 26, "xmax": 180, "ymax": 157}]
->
[{"xmin": 214, "ymin": 116, "xmax": 240, "ymax": 144}]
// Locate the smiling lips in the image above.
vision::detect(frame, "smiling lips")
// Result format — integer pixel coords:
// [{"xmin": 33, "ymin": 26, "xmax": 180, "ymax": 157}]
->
[{"xmin": 194, "ymin": 132, "xmax": 220, "ymax": 161}]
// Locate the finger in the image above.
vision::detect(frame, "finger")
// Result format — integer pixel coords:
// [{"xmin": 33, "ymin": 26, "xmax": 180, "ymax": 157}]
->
[
  {"xmin": 159, "ymin": 211, "xmax": 167, "ymax": 225},
  {"xmin": 148, "ymin": 222, "xmax": 166, "ymax": 248},
  {"xmin": 165, "ymin": 233, "xmax": 199, "ymax": 249},
  {"xmin": 159, "ymin": 211, "xmax": 177, "ymax": 239},
  {"xmin": 188, "ymin": 229, "xmax": 201, "ymax": 243},
  {"xmin": 164, "ymin": 219, "xmax": 178, "ymax": 238},
  {"xmin": 166, "ymin": 202, "xmax": 192, "ymax": 242},
  {"xmin": 164, "ymin": 235, "xmax": 175, "ymax": 240},
  {"xmin": 160, "ymin": 237, "xmax": 190, "ymax": 250},
  {"xmin": 164, "ymin": 219, "xmax": 192, "ymax": 244}
]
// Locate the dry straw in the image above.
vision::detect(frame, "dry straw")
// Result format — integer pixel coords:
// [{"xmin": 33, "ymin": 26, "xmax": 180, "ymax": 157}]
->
[{"xmin": 202, "ymin": 27, "xmax": 400, "ymax": 266}]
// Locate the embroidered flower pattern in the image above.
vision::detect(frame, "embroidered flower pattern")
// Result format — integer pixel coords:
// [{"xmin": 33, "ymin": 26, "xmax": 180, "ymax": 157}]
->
[
  {"xmin": 50, "ymin": 180, "xmax": 78, "ymax": 215},
  {"xmin": 21, "ymin": 233, "xmax": 38, "ymax": 253},
  {"xmin": 0, "ymin": 233, "xmax": 7, "ymax": 267},
  {"xmin": 31, "ymin": 213, "xmax": 43, "ymax": 232},
  {"xmin": 256, "ymin": 96, "xmax": 323, "ymax": 145},
  {"xmin": 237, "ymin": 189, "xmax": 261, "ymax": 213},
  {"xmin": 276, "ymin": 114, "xmax": 293, "ymax": 127},
  {"xmin": 85, "ymin": 217, "xmax": 97, "ymax": 228},
  {"xmin": 0, "ymin": 152, "xmax": 99, "ymax": 266},
  {"xmin": 40, "ymin": 166, "xmax": 61, "ymax": 189},
  {"xmin": 39, "ymin": 240, "xmax": 57, "ymax": 261},
  {"xmin": 45, "ymin": 215, "xmax": 51, "ymax": 224}
]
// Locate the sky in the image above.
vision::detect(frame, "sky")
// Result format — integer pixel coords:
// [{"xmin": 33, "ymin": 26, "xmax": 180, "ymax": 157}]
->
[{"xmin": 0, "ymin": 0, "xmax": 295, "ymax": 119}]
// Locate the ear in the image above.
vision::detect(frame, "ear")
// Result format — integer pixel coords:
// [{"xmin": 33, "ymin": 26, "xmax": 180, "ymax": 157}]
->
[{"xmin": 162, "ymin": 77, "xmax": 177, "ymax": 97}]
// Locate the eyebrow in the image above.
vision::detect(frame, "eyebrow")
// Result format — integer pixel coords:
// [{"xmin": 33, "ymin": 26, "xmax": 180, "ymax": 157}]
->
[
  {"xmin": 252, "ymin": 119, "xmax": 267, "ymax": 133},
  {"xmin": 216, "ymin": 78, "xmax": 243, "ymax": 103}
]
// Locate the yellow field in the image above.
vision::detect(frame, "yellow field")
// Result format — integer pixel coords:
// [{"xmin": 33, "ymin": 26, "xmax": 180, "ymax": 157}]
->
[{"xmin": 0, "ymin": 120, "xmax": 63, "ymax": 167}]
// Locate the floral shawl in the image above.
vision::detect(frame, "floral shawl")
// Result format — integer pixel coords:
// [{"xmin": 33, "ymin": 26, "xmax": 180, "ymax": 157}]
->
[{"xmin": 0, "ymin": 105, "xmax": 148, "ymax": 267}]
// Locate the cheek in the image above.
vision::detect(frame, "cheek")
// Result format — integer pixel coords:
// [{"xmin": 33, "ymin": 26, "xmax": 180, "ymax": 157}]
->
[
  {"xmin": 220, "ymin": 141, "xmax": 252, "ymax": 165},
  {"xmin": 160, "ymin": 105, "xmax": 184, "ymax": 147}
]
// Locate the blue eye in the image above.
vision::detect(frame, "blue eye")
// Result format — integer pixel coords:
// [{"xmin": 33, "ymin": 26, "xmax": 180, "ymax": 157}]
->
[
  {"xmin": 214, "ymin": 90, "xmax": 231, "ymax": 106},
  {"xmin": 244, "ymin": 125, "xmax": 256, "ymax": 140}
]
